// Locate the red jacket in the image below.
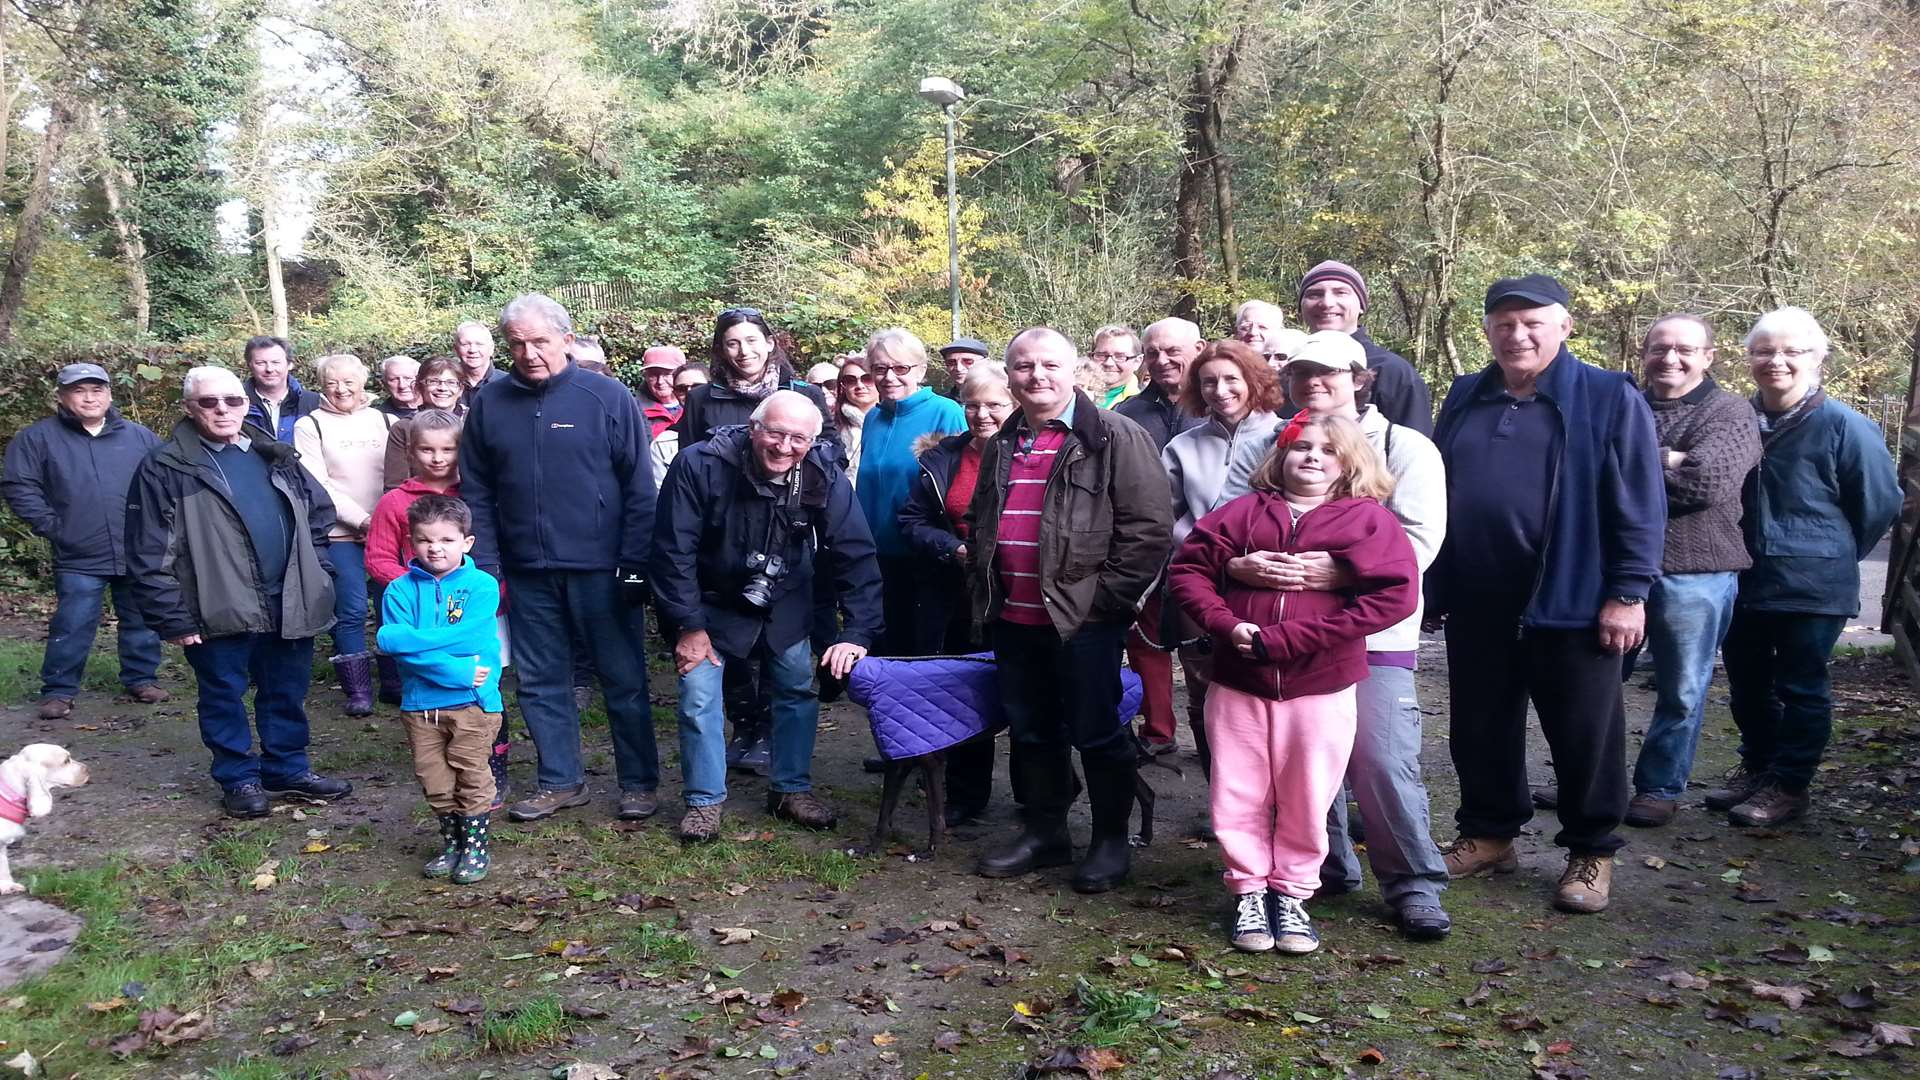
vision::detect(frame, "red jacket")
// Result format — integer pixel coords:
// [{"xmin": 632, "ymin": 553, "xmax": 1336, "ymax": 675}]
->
[
  {"xmin": 643, "ymin": 400, "xmax": 681, "ymax": 442},
  {"xmin": 1169, "ymin": 493, "xmax": 1418, "ymax": 701},
  {"xmin": 365, "ymin": 478, "xmax": 461, "ymax": 587}
]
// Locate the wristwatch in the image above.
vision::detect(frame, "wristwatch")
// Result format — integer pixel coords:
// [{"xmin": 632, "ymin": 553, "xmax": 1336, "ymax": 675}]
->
[{"xmin": 1613, "ymin": 596, "xmax": 1645, "ymax": 606}]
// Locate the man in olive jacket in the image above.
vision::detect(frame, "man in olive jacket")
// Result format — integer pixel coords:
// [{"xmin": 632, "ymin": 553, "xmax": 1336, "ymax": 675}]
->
[
  {"xmin": 966, "ymin": 326, "xmax": 1173, "ymax": 894},
  {"xmin": 125, "ymin": 366, "xmax": 350, "ymax": 819}
]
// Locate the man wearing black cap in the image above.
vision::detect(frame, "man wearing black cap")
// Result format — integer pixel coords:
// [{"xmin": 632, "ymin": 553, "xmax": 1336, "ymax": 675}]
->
[
  {"xmin": 3, "ymin": 363, "xmax": 165, "ymax": 719},
  {"xmin": 1425, "ymin": 274, "xmax": 1664, "ymax": 915},
  {"xmin": 1297, "ymin": 261, "xmax": 1434, "ymax": 434},
  {"xmin": 938, "ymin": 337, "xmax": 991, "ymax": 398}
]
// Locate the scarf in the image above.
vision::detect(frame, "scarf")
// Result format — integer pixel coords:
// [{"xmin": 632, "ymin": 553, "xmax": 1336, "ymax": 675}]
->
[
  {"xmin": 727, "ymin": 362, "xmax": 785, "ymax": 401},
  {"xmin": 1752, "ymin": 386, "xmax": 1824, "ymax": 446}
]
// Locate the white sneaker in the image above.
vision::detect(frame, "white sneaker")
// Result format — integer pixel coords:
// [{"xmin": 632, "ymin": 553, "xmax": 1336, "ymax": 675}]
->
[
  {"xmin": 1230, "ymin": 892, "xmax": 1274, "ymax": 952},
  {"xmin": 1267, "ymin": 891, "xmax": 1319, "ymax": 954}
]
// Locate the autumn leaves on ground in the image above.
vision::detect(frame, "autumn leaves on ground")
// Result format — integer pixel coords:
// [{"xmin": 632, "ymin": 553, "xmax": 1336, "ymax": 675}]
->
[{"xmin": 0, "ymin": 615, "xmax": 1915, "ymax": 1080}]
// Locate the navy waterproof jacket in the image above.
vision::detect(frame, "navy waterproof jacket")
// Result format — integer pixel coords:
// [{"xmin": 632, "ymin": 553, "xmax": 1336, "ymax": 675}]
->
[
  {"xmin": 1, "ymin": 408, "xmax": 159, "ymax": 575},
  {"xmin": 650, "ymin": 425, "xmax": 883, "ymax": 659},
  {"xmin": 244, "ymin": 376, "xmax": 323, "ymax": 443},
  {"xmin": 459, "ymin": 362, "xmax": 656, "ymax": 575},
  {"xmin": 1428, "ymin": 346, "xmax": 1665, "ymax": 630},
  {"xmin": 1737, "ymin": 395, "xmax": 1900, "ymax": 616}
]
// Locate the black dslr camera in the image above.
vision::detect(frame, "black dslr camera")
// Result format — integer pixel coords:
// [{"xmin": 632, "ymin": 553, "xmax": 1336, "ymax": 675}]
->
[{"xmin": 741, "ymin": 551, "xmax": 787, "ymax": 609}]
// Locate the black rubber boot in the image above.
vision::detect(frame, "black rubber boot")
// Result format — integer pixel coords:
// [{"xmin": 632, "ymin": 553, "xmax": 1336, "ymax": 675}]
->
[
  {"xmin": 375, "ymin": 654, "xmax": 403, "ymax": 706},
  {"xmin": 452, "ymin": 813, "xmax": 491, "ymax": 884},
  {"xmin": 422, "ymin": 813, "xmax": 461, "ymax": 878},
  {"xmin": 1072, "ymin": 752, "xmax": 1137, "ymax": 894},
  {"xmin": 977, "ymin": 745, "xmax": 1074, "ymax": 878},
  {"xmin": 334, "ymin": 652, "xmax": 376, "ymax": 716}
]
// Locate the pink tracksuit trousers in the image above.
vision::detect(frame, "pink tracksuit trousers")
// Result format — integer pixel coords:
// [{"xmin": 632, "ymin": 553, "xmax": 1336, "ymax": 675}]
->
[{"xmin": 1205, "ymin": 682, "xmax": 1358, "ymax": 898}]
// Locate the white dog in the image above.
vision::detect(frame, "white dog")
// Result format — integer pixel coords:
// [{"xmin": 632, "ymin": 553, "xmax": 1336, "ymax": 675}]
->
[{"xmin": 0, "ymin": 744, "xmax": 89, "ymax": 895}]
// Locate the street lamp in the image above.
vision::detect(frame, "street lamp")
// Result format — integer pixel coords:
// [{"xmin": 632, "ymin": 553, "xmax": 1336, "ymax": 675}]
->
[{"xmin": 918, "ymin": 76, "xmax": 965, "ymax": 340}]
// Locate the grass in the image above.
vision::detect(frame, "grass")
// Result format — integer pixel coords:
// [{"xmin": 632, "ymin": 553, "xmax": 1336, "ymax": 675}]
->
[
  {"xmin": 621, "ymin": 920, "xmax": 704, "ymax": 971},
  {"xmin": 478, "ymin": 992, "xmax": 580, "ymax": 1055},
  {"xmin": 0, "ymin": 635, "xmax": 126, "ymax": 701},
  {"xmin": 1073, "ymin": 977, "xmax": 1164, "ymax": 1046},
  {"xmin": 550, "ymin": 819, "xmax": 868, "ymax": 892}
]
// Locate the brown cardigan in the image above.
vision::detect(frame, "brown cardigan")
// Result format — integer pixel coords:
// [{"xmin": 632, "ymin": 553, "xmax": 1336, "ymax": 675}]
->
[{"xmin": 1650, "ymin": 378, "xmax": 1761, "ymax": 574}]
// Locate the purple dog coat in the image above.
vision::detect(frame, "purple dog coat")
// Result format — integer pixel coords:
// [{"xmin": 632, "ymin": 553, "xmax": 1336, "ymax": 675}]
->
[{"xmin": 846, "ymin": 652, "xmax": 1145, "ymax": 761}]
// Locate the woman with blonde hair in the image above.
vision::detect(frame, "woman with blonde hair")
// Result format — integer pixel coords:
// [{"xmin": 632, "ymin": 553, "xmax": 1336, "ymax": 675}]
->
[
  {"xmin": 293, "ymin": 353, "xmax": 397, "ymax": 715},
  {"xmin": 1169, "ymin": 412, "xmax": 1418, "ymax": 955}
]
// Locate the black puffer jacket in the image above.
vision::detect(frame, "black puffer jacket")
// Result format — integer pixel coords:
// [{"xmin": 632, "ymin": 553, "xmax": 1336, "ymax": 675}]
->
[
  {"xmin": 2, "ymin": 408, "xmax": 158, "ymax": 574},
  {"xmin": 674, "ymin": 378, "xmax": 839, "ymax": 448}
]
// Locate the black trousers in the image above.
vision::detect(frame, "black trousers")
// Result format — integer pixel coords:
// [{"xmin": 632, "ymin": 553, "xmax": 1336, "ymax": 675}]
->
[
  {"xmin": 1445, "ymin": 608, "xmax": 1628, "ymax": 855},
  {"xmin": 992, "ymin": 618, "xmax": 1132, "ymax": 767}
]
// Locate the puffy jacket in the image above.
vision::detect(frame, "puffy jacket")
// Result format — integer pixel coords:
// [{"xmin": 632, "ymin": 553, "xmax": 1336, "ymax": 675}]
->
[
  {"xmin": 651, "ymin": 425, "xmax": 884, "ymax": 658},
  {"xmin": 2, "ymin": 408, "xmax": 158, "ymax": 575},
  {"xmin": 967, "ymin": 392, "xmax": 1173, "ymax": 639},
  {"xmin": 1115, "ymin": 382, "xmax": 1201, "ymax": 451},
  {"xmin": 377, "ymin": 557, "xmax": 503, "ymax": 712},
  {"xmin": 1428, "ymin": 347, "xmax": 1665, "ymax": 630},
  {"xmin": 1353, "ymin": 329, "xmax": 1434, "ymax": 435},
  {"xmin": 459, "ymin": 362, "xmax": 655, "ymax": 574},
  {"xmin": 673, "ymin": 377, "xmax": 838, "ymax": 448},
  {"xmin": 124, "ymin": 420, "xmax": 338, "ymax": 641},
  {"xmin": 1737, "ymin": 394, "xmax": 1899, "ymax": 615},
  {"xmin": 857, "ymin": 387, "xmax": 966, "ymax": 558},
  {"xmin": 1169, "ymin": 493, "xmax": 1418, "ymax": 701},
  {"xmin": 895, "ymin": 432, "xmax": 978, "ymax": 649},
  {"xmin": 848, "ymin": 652, "xmax": 1143, "ymax": 759},
  {"xmin": 244, "ymin": 376, "xmax": 323, "ymax": 443}
]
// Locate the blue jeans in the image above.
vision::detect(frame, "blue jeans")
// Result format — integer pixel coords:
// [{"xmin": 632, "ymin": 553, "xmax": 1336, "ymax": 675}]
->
[
  {"xmin": 1323, "ymin": 665, "xmax": 1449, "ymax": 907},
  {"xmin": 325, "ymin": 541, "xmax": 369, "ymax": 655},
  {"xmin": 183, "ymin": 632, "xmax": 316, "ymax": 790},
  {"xmin": 1721, "ymin": 608, "xmax": 1848, "ymax": 789},
  {"xmin": 40, "ymin": 572, "xmax": 163, "ymax": 699},
  {"xmin": 1633, "ymin": 571, "xmax": 1739, "ymax": 799},
  {"xmin": 677, "ymin": 635, "xmax": 818, "ymax": 807},
  {"xmin": 505, "ymin": 569, "xmax": 658, "ymax": 794}
]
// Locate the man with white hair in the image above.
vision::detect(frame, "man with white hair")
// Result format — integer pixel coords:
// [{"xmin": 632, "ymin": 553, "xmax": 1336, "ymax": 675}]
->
[
  {"xmin": 125, "ymin": 366, "xmax": 349, "ymax": 818},
  {"xmin": 1426, "ymin": 275, "xmax": 1664, "ymax": 915},
  {"xmin": 652, "ymin": 389, "xmax": 882, "ymax": 841},
  {"xmin": 460, "ymin": 294, "xmax": 662, "ymax": 825},
  {"xmin": 453, "ymin": 320, "xmax": 503, "ymax": 409},
  {"xmin": 376, "ymin": 355, "xmax": 421, "ymax": 418}
]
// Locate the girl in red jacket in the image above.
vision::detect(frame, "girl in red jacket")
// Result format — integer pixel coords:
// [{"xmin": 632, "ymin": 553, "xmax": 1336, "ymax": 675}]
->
[{"xmin": 1169, "ymin": 414, "xmax": 1418, "ymax": 954}]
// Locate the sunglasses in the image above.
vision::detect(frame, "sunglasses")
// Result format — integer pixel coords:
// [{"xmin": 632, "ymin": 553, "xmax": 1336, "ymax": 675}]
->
[
  {"xmin": 191, "ymin": 395, "xmax": 248, "ymax": 410},
  {"xmin": 719, "ymin": 306, "xmax": 764, "ymax": 320}
]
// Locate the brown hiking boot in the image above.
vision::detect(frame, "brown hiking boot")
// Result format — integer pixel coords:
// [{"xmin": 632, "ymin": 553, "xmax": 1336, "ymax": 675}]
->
[
  {"xmin": 678, "ymin": 804, "xmax": 724, "ymax": 843},
  {"xmin": 1553, "ymin": 854, "xmax": 1613, "ymax": 913},
  {"xmin": 1441, "ymin": 836, "xmax": 1518, "ymax": 878},
  {"xmin": 1702, "ymin": 765, "xmax": 1765, "ymax": 810},
  {"xmin": 617, "ymin": 790, "xmax": 659, "ymax": 821},
  {"xmin": 506, "ymin": 785, "xmax": 590, "ymax": 822},
  {"xmin": 1728, "ymin": 781, "xmax": 1809, "ymax": 828},
  {"xmin": 768, "ymin": 790, "xmax": 837, "ymax": 830},
  {"xmin": 35, "ymin": 697, "xmax": 71, "ymax": 720},
  {"xmin": 1624, "ymin": 793, "xmax": 1677, "ymax": 827},
  {"xmin": 127, "ymin": 684, "xmax": 170, "ymax": 704}
]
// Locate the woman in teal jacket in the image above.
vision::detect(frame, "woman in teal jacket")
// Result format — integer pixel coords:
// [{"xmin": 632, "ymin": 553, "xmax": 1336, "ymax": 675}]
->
[
  {"xmin": 1711, "ymin": 307, "xmax": 1900, "ymax": 829},
  {"xmin": 854, "ymin": 327, "xmax": 966, "ymax": 657}
]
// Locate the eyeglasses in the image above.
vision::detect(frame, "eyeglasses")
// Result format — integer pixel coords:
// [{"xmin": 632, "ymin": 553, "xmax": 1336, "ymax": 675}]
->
[
  {"xmin": 1645, "ymin": 345, "xmax": 1710, "ymax": 359},
  {"xmin": 1091, "ymin": 352, "xmax": 1141, "ymax": 364},
  {"xmin": 719, "ymin": 306, "xmax": 764, "ymax": 320},
  {"xmin": 869, "ymin": 364, "xmax": 922, "ymax": 378},
  {"xmin": 1748, "ymin": 346, "xmax": 1817, "ymax": 361},
  {"xmin": 751, "ymin": 423, "xmax": 814, "ymax": 448},
  {"xmin": 322, "ymin": 381, "xmax": 363, "ymax": 392},
  {"xmin": 191, "ymin": 395, "xmax": 248, "ymax": 410},
  {"xmin": 422, "ymin": 378, "xmax": 461, "ymax": 389}
]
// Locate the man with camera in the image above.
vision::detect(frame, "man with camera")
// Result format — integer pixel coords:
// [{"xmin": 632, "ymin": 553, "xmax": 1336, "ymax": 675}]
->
[{"xmin": 651, "ymin": 389, "xmax": 883, "ymax": 842}]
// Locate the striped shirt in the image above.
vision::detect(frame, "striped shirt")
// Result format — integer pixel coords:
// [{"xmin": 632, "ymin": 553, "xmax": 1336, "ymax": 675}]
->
[{"xmin": 996, "ymin": 426, "xmax": 1067, "ymax": 626}]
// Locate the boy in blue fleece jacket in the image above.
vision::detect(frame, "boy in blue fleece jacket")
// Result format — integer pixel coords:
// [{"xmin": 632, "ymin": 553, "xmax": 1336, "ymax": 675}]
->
[{"xmin": 377, "ymin": 495, "xmax": 503, "ymax": 884}]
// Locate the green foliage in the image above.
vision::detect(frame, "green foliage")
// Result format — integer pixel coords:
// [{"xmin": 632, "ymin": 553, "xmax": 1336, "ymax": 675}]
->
[{"xmin": 477, "ymin": 993, "xmax": 579, "ymax": 1054}]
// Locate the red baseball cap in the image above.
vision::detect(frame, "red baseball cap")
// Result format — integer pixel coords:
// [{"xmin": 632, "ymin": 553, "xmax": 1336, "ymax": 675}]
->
[{"xmin": 641, "ymin": 345, "xmax": 686, "ymax": 371}]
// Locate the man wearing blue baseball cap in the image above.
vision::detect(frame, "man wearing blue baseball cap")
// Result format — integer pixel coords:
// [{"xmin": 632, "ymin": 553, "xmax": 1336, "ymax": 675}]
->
[
  {"xmin": 2, "ymin": 363, "xmax": 165, "ymax": 719},
  {"xmin": 1424, "ymin": 274, "xmax": 1665, "ymax": 915}
]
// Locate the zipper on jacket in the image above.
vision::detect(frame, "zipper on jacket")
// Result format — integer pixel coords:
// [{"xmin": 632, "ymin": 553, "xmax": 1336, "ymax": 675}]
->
[{"xmin": 1519, "ymin": 398, "xmax": 1565, "ymax": 640}]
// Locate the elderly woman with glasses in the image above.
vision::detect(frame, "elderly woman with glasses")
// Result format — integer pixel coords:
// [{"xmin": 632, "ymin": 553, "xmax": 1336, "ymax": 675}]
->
[
  {"xmin": 293, "ymin": 353, "xmax": 398, "ymax": 716},
  {"xmin": 382, "ymin": 357, "xmax": 467, "ymax": 490},
  {"xmin": 674, "ymin": 307, "xmax": 836, "ymax": 449},
  {"xmin": 853, "ymin": 327, "xmax": 967, "ymax": 657},
  {"xmin": 1706, "ymin": 307, "xmax": 1899, "ymax": 830}
]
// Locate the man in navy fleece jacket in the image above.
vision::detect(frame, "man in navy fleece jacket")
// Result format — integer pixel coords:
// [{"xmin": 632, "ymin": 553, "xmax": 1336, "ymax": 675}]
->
[{"xmin": 459, "ymin": 293, "xmax": 661, "ymax": 826}]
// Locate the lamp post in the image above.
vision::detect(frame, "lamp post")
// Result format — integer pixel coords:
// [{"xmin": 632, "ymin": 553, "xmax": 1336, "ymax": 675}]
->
[{"xmin": 918, "ymin": 76, "xmax": 965, "ymax": 340}]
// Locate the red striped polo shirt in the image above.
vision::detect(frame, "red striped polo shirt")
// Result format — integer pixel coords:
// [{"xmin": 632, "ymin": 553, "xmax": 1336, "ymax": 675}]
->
[{"xmin": 996, "ymin": 426, "xmax": 1067, "ymax": 626}]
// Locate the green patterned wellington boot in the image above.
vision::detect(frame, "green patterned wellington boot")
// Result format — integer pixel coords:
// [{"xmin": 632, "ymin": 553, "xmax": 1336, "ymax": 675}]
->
[
  {"xmin": 422, "ymin": 813, "xmax": 461, "ymax": 878},
  {"xmin": 452, "ymin": 813, "xmax": 491, "ymax": 884}
]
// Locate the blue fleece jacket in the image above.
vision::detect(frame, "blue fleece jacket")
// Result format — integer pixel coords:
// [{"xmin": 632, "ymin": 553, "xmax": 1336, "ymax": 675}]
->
[
  {"xmin": 376, "ymin": 557, "xmax": 503, "ymax": 712},
  {"xmin": 856, "ymin": 387, "xmax": 966, "ymax": 558},
  {"xmin": 1428, "ymin": 346, "xmax": 1666, "ymax": 630}
]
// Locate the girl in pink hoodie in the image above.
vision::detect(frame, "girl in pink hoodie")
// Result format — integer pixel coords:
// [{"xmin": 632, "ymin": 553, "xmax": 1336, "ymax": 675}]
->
[{"xmin": 1169, "ymin": 414, "xmax": 1417, "ymax": 955}]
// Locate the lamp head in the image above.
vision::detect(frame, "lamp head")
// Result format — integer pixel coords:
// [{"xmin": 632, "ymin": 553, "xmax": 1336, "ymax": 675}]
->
[{"xmin": 918, "ymin": 76, "xmax": 966, "ymax": 108}]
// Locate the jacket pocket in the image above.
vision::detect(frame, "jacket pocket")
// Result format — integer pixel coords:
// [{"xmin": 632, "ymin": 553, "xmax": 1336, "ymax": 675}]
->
[{"xmin": 1759, "ymin": 515, "xmax": 1848, "ymax": 558}]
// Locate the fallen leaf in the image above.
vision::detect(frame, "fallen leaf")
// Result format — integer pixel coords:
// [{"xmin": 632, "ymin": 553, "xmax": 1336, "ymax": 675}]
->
[
  {"xmin": 245, "ymin": 960, "xmax": 275, "ymax": 981},
  {"xmin": 425, "ymin": 964, "xmax": 461, "ymax": 982},
  {"xmin": 1357, "ymin": 1047, "xmax": 1385, "ymax": 1064},
  {"xmin": 249, "ymin": 859, "xmax": 281, "ymax": 891},
  {"xmin": 1749, "ymin": 982, "xmax": 1811, "ymax": 1010},
  {"xmin": 871, "ymin": 1032, "xmax": 896, "ymax": 1047},
  {"xmin": 1658, "ymin": 970, "xmax": 1711, "ymax": 990},
  {"xmin": 561, "ymin": 1066, "xmax": 621, "ymax": 1080},
  {"xmin": 933, "ymin": 1030, "xmax": 964, "ymax": 1053},
  {"xmin": 301, "ymin": 841, "xmax": 331, "ymax": 854},
  {"xmin": 392, "ymin": 1010, "xmax": 420, "ymax": 1029},
  {"xmin": 85, "ymin": 996, "xmax": 129, "ymax": 1012},
  {"xmin": 338, "ymin": 914, "xmax": 375, "ymax": 931},
  {"xmin": 1463, "ymin": 981, "xmax": 1495, "ymax": 1008},
  {"xmin": 1500, "ymin": 1013, "xmax": 1546, "ymax": 1032},
  {"xmin": 2, "ymin": 1051, "xmax": 35, "ymax": 1077},
  {"xmin": 711, "ymin": 926, "xmax": 759, "ymax": 945},
  {"xmin": 1471, "ymin": 959, "xmax": 1510, "ymax": 974},
  {"xmin": 1875, "ymin": 1022, "xmax": 1917, "ymax": 1047},
  {"xmin": 270, "ymin": 1034, "xmax": 316, "ymax": 1056},
  {"xmin": 1643, "ymin": 855, "xmax": 1667, "ymax": 870},
  {"xmin": 771, "ymin": 988, "xmax": 807, "ymax": 1013},
  {"xmin": 1838, "ymin": 987, "xmax": 1880, "ymax": 1011}
]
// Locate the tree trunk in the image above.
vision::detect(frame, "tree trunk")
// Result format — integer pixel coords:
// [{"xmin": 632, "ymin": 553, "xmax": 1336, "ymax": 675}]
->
[
  {"xmin": 0, "ymin": 98, "xmax": 75, "ymax": 346},
  {"xmin": 262, "ymin": 180, "xmax": 289, "ymax": 338},
  {"xmin": 1170, "ymin": 68, "xmax": 1211, "ymax": 320},
  {"xmin": 1203, "ymin": 39, "xmax": 1242, "ymax": 296},
  {"xmin": 99, "ymin": 151, "xmax": 151, "ymax": 335}
]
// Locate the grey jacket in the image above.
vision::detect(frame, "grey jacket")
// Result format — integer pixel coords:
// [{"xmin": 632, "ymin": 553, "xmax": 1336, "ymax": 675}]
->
[{"xmin": 124, "ymin": 420, "xmax": 337, "ymax": 641}]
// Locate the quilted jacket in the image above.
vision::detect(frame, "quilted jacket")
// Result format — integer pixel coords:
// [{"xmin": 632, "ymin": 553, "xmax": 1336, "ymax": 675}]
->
[{"xmin": 848, "ymin": 652, "xmax": 1143, "ymax": 760}]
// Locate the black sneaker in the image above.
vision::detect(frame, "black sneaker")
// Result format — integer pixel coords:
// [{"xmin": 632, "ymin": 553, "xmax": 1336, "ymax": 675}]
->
[
  {"xmin": 1395, "ymin": 901, "xmax": 1452, "ymax": 941},
  {"xmin": 222, "ymin": 783, "xmax": 270, "ymax": 819},
  {"xmin": 263, "ymin": 772, "xmax": 352, "ymax": 801}
]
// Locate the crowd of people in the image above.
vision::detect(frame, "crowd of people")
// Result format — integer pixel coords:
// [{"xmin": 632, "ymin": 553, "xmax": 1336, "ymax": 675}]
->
[{"xmin": 2, "ymin": 266, "xmax": 1900, "ymax": 952}]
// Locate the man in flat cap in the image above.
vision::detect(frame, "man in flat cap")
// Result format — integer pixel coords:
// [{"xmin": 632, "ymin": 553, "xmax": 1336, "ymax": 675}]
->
[
  {"xmin": 3, "ymin": 363, "xmax": 165, "ymax": 719},
  {"xmin": 1297, "ymin": 261, "xmax": 1434, "ymax": 434},
  {"xmin": 1425, "ymin": 274, "xmax": 1664, "ymax": 916},
  {"xmin": 938, "ymin": 337, "xmax": 991, "ymax": 399}
]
